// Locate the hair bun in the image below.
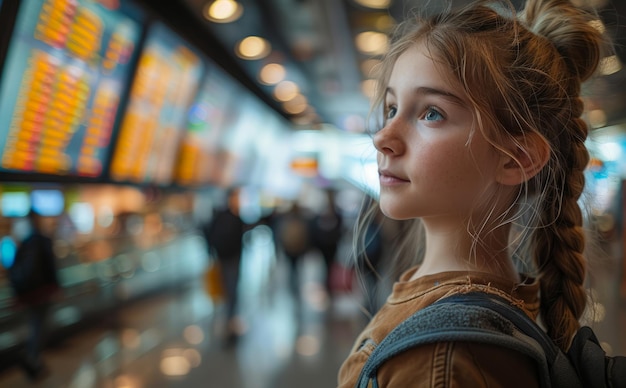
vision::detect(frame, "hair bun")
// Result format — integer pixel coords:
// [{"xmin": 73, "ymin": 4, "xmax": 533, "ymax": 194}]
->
[{"xmin": 520, "ymin": 0, "xmax": 604, "ymax": 81}]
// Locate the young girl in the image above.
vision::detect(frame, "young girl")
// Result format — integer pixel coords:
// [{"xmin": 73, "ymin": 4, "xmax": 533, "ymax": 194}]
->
[{"xmin": 339, "ymin": 0, "xmax": 606, "ymax": 386}]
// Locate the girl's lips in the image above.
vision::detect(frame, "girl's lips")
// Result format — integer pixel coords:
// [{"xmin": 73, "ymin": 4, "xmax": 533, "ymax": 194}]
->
[{"xmin": 378, "ymin": 170, "xmax": 409, "ymax": 185}]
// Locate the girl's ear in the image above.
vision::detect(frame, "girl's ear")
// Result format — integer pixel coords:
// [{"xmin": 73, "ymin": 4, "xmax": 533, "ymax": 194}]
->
[{"xmin": 496, "ymin": 132, "xmax": 550, "ymax": 186}]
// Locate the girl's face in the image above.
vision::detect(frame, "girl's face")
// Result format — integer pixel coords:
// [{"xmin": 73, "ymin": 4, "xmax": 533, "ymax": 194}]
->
[{"xmin": 375, "ymin": 43, "xmax": 503, "ymax": 223}]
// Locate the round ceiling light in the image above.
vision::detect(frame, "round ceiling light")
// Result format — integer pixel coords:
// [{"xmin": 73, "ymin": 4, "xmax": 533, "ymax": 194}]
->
[
  {"xmin": 204, "ymin": 0, "xmax": 243, "ymax": 23},
  {"xmin": 236, "ymin": 36, "xmax": 271, "ymax": 60},
  {"xmin": 355, "ymin": 31, "xmax": 388, "ymax": 55},
  {"xmin": 588, "ymin": 109, "xmax": 607, "ymax": 128},
  {"xmin": 284, "ymin": 94, "xmax": 308, "ymax": 114},
  {"xmin": 353, "ymin": 0, "xmax": 391, "ymax": 9},
  {"xmin": 259, "ymin": 63, "xmax": 286, "ymax": 85},
  {"xmin": 600, "ymin": 55, "xmax": 622, "ymax": 76},
  {"xmin": 274, "ymin": 80, "xmax": 299, "ymax": 102}
]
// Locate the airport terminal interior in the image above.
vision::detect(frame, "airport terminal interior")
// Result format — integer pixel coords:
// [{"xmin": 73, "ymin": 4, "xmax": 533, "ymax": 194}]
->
[{"xmin": 0, "ymin": 0, "xmax": 624, "ymax": 387}]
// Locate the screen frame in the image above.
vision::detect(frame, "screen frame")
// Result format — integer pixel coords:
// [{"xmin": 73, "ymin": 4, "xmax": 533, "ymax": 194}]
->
[
  {"xmin": 0, "ymin": 0, "xmax": 147, "ymax": 184},
  {"xmin": 103, "ymin": 19, "xmax": 208, "ymax": 187}
]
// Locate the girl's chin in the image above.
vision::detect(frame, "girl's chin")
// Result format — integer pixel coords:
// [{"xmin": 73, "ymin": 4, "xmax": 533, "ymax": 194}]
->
[{"xmin": 378, "ymin": 201, "xmax": 413, "ymax": 221}]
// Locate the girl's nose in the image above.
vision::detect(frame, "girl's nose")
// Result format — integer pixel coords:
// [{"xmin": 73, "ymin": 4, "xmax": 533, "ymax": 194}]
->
[{"xmin": 373, "ymin": 121, "xmax": 405, "ymax": 156}]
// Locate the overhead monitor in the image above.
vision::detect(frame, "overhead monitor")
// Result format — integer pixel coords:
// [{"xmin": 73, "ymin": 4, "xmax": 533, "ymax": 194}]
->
[
  {"xmin": 175, "ymin": 62, "xmax": 240, "ymax": 186},
  {"xmin": 0, "ymin": 0, "xmax": 143, "ymax": 179},
  {"xmin": 109, "ymin": 21, "xmax": 205, "ymax": 186}
]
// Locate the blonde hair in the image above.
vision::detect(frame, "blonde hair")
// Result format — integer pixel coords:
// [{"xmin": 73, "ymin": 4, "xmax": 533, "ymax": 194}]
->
[{"xmin": 362, "ymin": 0, "xmax": 607, "ymax": 351}]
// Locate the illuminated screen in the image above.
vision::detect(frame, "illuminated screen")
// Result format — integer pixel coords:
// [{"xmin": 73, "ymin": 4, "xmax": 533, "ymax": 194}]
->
[
  {"xmin": 31, "ymin": 189, "xmax": 64, "ymax": 216},
  {"xmin": 176, "ymin": 62, "xmax": 239, "ymax": 186},
  {"xmin": 0, "ymin": 0, "xmax": 142, "ymax": 178},
  {"xmin": 1, "ymin": 236, "xmax": 18, "ymax": 269},
  {"xmin": 68, "ymin": 202, "xmax": 94, "ymax": 234},
  {"xmin": 110, "ymin": 22, "xmax": 205, "ymax": 185},
  {"xmin": 586, "ymin": 129, "xmax": 626, "ymax": 212},
  {"xmin": 218, "ymin": 95, "xmax": 265, "ymax": 186},
  {"xmin": 1, "ymin": 191, "xmax": 31, "ymax": 217}
]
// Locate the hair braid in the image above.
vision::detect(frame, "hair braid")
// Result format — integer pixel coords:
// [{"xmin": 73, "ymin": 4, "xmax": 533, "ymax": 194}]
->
[
  {"xmin": 533, "ymin": 107, "xmax": 589, "ymax": 351},
  {"xmin": 519, "ymin": 0, "xmax": 604, "ymax": 352}
]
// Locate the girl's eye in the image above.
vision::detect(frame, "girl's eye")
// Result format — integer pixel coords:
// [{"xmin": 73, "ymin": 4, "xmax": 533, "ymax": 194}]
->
[
  {"xmin": 423, "ymin": 107, "xmax": 444, "ymax": 121},
  {"xmin": 385, "ymin": 106, "xmax": 397, "ymax": 120}
]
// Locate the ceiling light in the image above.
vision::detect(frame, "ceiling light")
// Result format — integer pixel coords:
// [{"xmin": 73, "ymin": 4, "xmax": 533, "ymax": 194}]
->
[
  {"xmin": 599, "ymin": 55, "xmax": 622, "ymax": 76},
  {"xmin": 588, "ymin": 109, "xmax": 607, "ymax": 128},
  {"xmin": 290, "ymin": 94, "xmax": 308, "ymax": 105},
  {"xmin": 353, "ymin": 0, "xmax": 391, "ymax": 9},
  {"xmin": 274, "ymin": 80, "xmax": 299, "ymax": 102},
  {"xmin": 204, "ymin": 0, "xmax": 243, "ymax": 23},
  {"xmin": 588, "ymin": 19, "xmax": 605, "ymax": 34},
  {"xmin": 259, "ymin": 63, "xmax": 286, "ymax": 85},
  {"xmin": 292, "ymin": 110, "xmax": 318, "ymax": 126},
  {"xmin": 284, "ymin": 102, "xmax": 307, "ymax": 115},
  {"xmin": 236, "ymin": 36, "xmax": 271, "ymax": 60},
  {"xmin": 355, "ymin": 31, "xmax": 388, "ymax": 55},
  {"xmin": 283, "ymin": 94, "xmax": 308, "ymax": 114}
]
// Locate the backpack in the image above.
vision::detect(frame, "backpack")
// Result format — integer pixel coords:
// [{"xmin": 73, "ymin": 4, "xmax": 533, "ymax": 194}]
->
[
  {"xmin": 8, "ymin": 234, "xmax": 47, "ymax": 296},
  {"xmin": 356, "ymin": 292, "xmax": 626, "ymax": 388}
]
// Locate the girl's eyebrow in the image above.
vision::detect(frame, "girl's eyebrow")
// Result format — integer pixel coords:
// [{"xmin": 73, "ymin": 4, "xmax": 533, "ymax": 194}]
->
[
  {"xmin": 385, "ymin": 86, "xmax": 465, "ymax": 106},
  {"xmin": 413, "ymin": 86, "xmax": 464, "ymax": 105}
]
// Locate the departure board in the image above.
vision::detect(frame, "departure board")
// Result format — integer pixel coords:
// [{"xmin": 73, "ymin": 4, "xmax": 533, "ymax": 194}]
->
[
  {"xmin": 175, "ymin": 63, "xmax": 239, "ymax": 186},
  {"xmin": 0, "ymin": 0, "xmax": 142, "ymax": 178},
  {"xmin": 109, "ymin": 22, "xmax": 204, "ymax": 185}
]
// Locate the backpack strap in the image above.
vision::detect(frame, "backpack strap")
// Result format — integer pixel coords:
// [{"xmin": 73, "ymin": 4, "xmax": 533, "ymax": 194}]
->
[
  {"xmin": 567, "ymin": 325, "xmax": 626, "ymax": 388},
  {"xmin": 450, "ymin": 293, "xmax": 626, "ymax": 388},
  {"xmin": 437, "ymin": 293, "xmax": 583, "ymax": 388},
  {"xmin": 356, "ymin": 292, "xmax": 582, "ymax": 388}
]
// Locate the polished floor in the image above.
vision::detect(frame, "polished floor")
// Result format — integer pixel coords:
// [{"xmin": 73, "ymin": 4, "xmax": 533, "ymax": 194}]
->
[
  {"xmin": 0, "ymin": 236, "xmax": 371, "ymax": 388},
  {"xmin": 0, "ymin": 229, "xmax": 623, "ymax": 388}
]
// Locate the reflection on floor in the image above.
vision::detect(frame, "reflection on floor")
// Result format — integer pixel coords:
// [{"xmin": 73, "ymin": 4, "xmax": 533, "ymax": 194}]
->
[
  {"xmin": 0, "ymin": 225, "xmax": 623, "ymax": 387},
  {"xmin": 0, "ymin": 227, "xmax": 370, "ymax": 388}
]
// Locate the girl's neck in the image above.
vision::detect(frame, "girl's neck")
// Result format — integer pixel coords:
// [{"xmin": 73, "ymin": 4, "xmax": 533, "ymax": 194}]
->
[{"xmin": 410, "ymin": 221, "xmax": 520, "ymax": 283}]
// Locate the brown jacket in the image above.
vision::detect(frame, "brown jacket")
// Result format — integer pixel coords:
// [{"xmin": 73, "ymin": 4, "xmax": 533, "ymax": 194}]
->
[{"xmin": 338, "ymin": 268, "xmax": 542, "ymax": 387}]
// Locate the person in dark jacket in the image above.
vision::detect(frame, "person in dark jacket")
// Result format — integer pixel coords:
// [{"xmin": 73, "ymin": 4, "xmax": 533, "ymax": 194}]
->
[
  {"xmin": 202, "ymin": 189, "xmax": 246, "ymax": 345},
  {"xmin": 275, "ymin": 201, "xmax": 311, "ymax": 301},
  {"xmin": 310, "ymin": 190, "xmax": 344, "ymax": 295},
  {"xmin": 9, "ymin": 209, "xmax": 60, "ymax": 380}
]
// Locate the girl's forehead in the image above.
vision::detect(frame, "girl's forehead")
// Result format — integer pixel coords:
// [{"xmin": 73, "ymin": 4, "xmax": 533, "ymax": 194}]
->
[{"xmin": 387, "ymin": 43, "xmax": 465, "ymax": 98}]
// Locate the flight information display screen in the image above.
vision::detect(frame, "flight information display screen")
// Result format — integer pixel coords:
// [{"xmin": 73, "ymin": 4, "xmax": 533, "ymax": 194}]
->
[
  {"xmin": 0, "ymin": 0, "xmax": 142, "ymax": 178},
  {"xmin": 109, "ymin": 21, "xmax": 205, "ymax": 185},
  {"xmin": 175, "ymin": 62, "xmax": 239, "ymax": 186}
]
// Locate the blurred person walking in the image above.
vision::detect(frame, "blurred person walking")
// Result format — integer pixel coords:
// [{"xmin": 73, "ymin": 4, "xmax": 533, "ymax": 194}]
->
[
  {"xmin": 275, "ymin": 201, "xmax": 311, "ymax": 301},
  {"xmin": 310, "ymin": 190, "xmax": 344, "ymax": 295},
  {"xmin": 202, "ymin": 189, "xmax": 246, "ymax": 346},
  {"xmin": 8, "ymin": 209, "xmax": 60, "ymax": 381}
]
